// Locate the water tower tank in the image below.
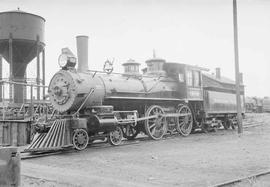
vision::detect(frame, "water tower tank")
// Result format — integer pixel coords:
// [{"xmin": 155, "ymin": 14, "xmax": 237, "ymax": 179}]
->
[{"xmin": 0, "ymin": 10, "xmax": 45, "ymax": 103}]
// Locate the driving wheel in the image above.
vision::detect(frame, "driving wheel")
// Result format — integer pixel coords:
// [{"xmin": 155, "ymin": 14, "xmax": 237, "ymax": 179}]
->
[
  {"xmin": 144, "ymin": 105, "xmax": 167, "ymax": 140},
  {"xmin": 176, "ymin": 104, "xmax": 193, "ymax": 136}
]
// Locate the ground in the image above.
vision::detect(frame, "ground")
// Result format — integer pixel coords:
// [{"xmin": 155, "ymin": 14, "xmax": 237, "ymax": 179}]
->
[{"xmin": 21, "ymin": 113, "xmax": 270, "ymax": 187}]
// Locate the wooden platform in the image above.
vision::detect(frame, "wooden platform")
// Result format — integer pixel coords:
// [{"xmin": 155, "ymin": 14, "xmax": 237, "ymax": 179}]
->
[{"xmin": 0, "ymin": 120, "xmax": 31, "ymax": 146}]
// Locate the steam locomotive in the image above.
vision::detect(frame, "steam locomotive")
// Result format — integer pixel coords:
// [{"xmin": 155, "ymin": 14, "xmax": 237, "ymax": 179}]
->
[{"xmin": 26, "ymin": 36, "xmax": 245, "ymax": 152}]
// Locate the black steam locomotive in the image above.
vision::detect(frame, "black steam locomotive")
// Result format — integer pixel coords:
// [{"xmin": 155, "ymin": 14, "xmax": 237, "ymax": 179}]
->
[{"xmin": 26, "ymin": 37, "xmax": 245, "ymax": 152}]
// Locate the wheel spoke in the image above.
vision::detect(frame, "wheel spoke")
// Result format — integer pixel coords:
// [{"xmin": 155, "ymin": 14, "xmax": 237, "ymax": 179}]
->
[
  {"xmin": 182, "ymin": 123, "xmax": 189, "ymax": 130},
  {"xmin": 178, "ymin": 121, "xmax": 185, "ymax": 127},
  {"xmin": 151, "ymin": 126, "xmax": 156, "ymax": 135},
  {"xmin": 149, "ymin": 123, "xmax": 156, "ymax": 130},
  {"xmin": 149, "ymin": 119, "xmax": 155, "ymax": 122}
]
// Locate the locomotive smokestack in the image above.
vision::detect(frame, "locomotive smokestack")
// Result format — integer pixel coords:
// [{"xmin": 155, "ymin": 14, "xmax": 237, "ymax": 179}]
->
[
  {"xmin": 215, "ymin": 68, "xmax": 221, "ymax": 79},
  {"xmin": 76, "ymin": 35, "xmax": 89, "ymax": 72}
]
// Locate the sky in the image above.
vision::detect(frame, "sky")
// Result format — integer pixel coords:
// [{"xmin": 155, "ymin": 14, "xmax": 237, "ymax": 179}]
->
[{"xmin": 1, "ymin": 0, "xmax": 270, "ymax": 97}]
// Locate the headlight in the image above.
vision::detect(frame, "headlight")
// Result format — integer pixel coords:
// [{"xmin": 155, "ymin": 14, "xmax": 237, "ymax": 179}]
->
[
  {"xmin": 58, "ymin": 48, "xmax": 77, "ymax": 68},
  {"xmin": 58, "ymin": 54, "xmax": 68, "ymax": 68}
]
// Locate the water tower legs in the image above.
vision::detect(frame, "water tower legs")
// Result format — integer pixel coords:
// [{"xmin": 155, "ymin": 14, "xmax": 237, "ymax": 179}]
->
[
  {"xmin": 9, "ymin": 35, "xmax": 13, "ymax": 102},
  {"xmin": 23, "ymin": 72, "xmax": 27, "ymax": 103},
  {"xmin": 42, "ymin": 49, "xmax": 45, "ymax": 99},
  {"xmin": 0, "ymin": 56, "xmax": 2, "ymax": 102},
  {"xmin": 36, "ymin": 36, "xmax": 40, "ymax": 101}
]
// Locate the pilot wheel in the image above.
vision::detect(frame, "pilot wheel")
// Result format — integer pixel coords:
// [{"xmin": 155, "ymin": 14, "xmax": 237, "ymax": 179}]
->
[
  {"xmin": 108, "ymin": 126, "xmax": 123, "ymax": 146},
  {"xmin": 72, "ymin": 129, "xmax": 89, "ymax": 150}
]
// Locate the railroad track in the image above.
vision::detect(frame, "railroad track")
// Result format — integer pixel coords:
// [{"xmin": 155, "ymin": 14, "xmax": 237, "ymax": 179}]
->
[
  {"xmin": 20, "ymin": 121, "xmax": 264, "ymax": 160},
  {"xmin": 243, "ymin": 121, "xmax": 264, "ymax": 128},
  {"xmin": 20, "ymin": 149, "xmax": 75, "ymax": 160},
  {"xmin": 21, "ymin": 137, "xmax": 155, "ymax": 160},
  {"xmin": 212, "ymin": 170, "xmax": 270, "ymax": 186}
]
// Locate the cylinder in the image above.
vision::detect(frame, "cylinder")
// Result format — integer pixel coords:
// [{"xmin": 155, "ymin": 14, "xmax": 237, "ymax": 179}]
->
[{"xmin": 76, "ymin": 35, "xmax": 89, "ymax": 72}]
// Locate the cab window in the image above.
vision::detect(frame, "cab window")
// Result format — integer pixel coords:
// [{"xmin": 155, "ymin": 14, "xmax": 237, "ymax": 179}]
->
[
  {"xmin": 186, "ymin": 70, "xmax": 193, "ymax": 86},
  {"xmin": 193, "ymin": 71, "xmax": 200, "ymax": 87},
  {"xmin": 178, "ymin": 73, "xmax": 184, "ymax": 82}
]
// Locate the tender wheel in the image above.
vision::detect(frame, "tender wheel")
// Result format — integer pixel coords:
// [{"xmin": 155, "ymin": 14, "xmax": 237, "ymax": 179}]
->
[
  {"xmin": 122, "ymin": 125, "xmax": 139, "ymax": 140},
  {"xmin": 176, "ymin": 104, "xmax": 193, "ymax": 136},
  {"xmin": 108, "ymin": 126, "xmax": 123, "ymax": 146},
  {"xmin": 72, "ymin": 129, "xmax": 89, "ymax": 150},
  {"xmin": 144, "ymin": 105, "xmax": 167, "ymax": 140}
]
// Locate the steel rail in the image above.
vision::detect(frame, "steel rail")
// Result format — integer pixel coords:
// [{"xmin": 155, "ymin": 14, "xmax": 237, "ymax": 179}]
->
[
  {"xmin": 211, "ymin": 170, "xmax": 270, "ymax": 187},
  {"xmin": 21, "ymin": 149, "xmax": 74, "ymax": 160}
]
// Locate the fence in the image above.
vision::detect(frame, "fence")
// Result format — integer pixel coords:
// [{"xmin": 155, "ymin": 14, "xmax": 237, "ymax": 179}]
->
[{"xmin": 0, "ymin": 79, "xmax": 52, "ymax": 120}]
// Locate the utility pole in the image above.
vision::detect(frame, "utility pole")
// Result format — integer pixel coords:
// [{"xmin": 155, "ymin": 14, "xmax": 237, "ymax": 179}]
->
[{"xmin": 233, "ymin": 0, "xmax": 243, "ymax": 134}]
